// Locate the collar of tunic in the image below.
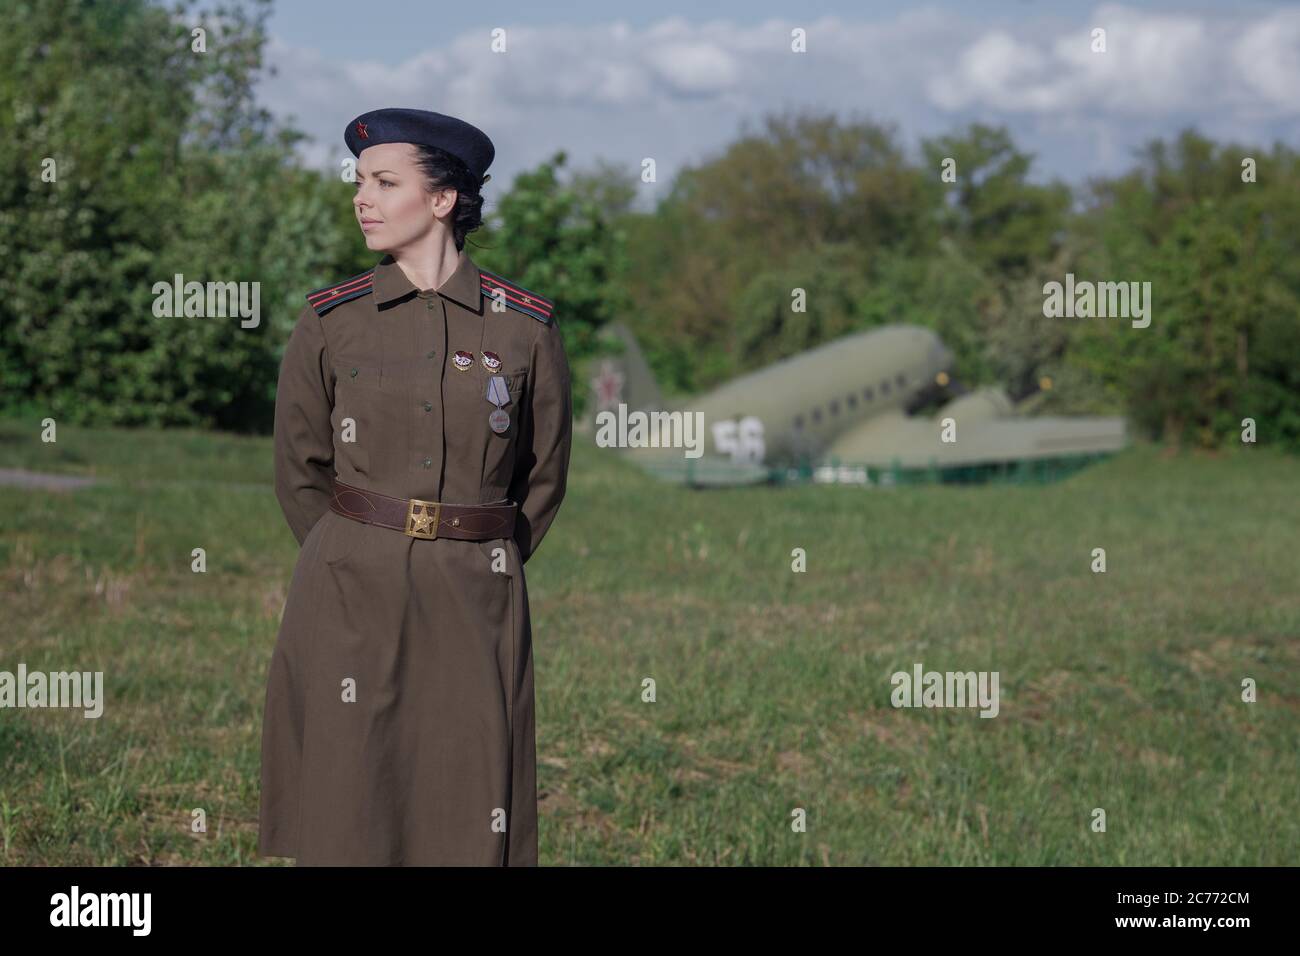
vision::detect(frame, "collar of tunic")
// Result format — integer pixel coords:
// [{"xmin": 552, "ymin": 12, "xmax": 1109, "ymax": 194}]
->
[{"xmin": 372, "ymin": 251, "xmax": 483, "ymax": 314}]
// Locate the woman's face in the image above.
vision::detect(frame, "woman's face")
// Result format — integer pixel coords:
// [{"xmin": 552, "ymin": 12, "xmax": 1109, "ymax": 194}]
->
[{"xmin": 353, "ymin": 142, "xmax": 456, "ymax": 253}]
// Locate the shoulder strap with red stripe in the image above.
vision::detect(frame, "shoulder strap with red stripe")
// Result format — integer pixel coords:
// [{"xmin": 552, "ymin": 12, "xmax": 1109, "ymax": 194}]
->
[
  {"xmin": 478, "ymin": 268, "xmax": 554, "ymax": 324},
  {"xmin": 306, "ymin": 269, "xmax": 374, "ymax": 316}
]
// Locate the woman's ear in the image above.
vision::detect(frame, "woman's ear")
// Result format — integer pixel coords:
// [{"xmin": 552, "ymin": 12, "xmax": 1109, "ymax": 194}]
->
[{"xmin": 429, "ymin": 185, "xmax": 457, "ymax": 220}]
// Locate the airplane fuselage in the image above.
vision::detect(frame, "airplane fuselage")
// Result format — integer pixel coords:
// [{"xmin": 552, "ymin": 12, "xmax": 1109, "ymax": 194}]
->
[{"xmin": 659, "ymin": 324, "xmax": 954, "ymax": 465}]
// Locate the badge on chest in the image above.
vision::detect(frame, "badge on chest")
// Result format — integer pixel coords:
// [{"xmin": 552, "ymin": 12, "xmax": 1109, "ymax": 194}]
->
[{"xmin": 486, "ymin": 375, "xmax": 511, "ymax": 434}]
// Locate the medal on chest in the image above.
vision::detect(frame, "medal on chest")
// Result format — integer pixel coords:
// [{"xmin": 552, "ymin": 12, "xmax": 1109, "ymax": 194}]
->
[
  {"xmin": 452, "ymin": 350, "xmax": 474, "ymax": 371},
  {"xmin": 486, "ymin": 375, "xmax": 511, "ymax": 434}
]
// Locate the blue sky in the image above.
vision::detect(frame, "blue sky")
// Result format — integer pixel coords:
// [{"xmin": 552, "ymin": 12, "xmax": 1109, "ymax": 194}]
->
[{"xmin": 257, "ymin": 1, "xmax": 1299, "ymax": 204}]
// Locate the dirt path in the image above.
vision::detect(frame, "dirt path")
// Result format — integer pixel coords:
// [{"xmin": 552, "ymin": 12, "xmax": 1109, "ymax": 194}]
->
[{"xmin": 0, "ymin": 468, "xmax": 99, "ymax": 491}]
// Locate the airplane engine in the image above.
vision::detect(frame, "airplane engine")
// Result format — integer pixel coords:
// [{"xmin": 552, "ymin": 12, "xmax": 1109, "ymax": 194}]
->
[{"xmin": 934, "ymin": 387, "xmax": 1015, "ymax": 424}]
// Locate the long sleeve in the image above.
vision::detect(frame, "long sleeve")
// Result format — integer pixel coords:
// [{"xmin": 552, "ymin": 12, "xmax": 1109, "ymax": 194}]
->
[
  {"xmin": 273, "ymin": 304, "xmax": 336, "ymax": 546},
  {"xmin": 508, "ymin": 313, "xmax": 573, "ymax": 564}
]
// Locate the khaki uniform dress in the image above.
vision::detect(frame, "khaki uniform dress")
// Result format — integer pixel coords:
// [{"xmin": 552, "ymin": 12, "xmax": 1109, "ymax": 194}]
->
[{"xmin": 258, "ymin": 249, "xmax": 572, "ymax": 865}]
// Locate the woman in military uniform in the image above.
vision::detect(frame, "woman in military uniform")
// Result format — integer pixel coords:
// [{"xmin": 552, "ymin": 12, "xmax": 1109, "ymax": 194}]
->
[{"xmin": 258, "ymin": 108, "xmax": 572, "ymax": 866}]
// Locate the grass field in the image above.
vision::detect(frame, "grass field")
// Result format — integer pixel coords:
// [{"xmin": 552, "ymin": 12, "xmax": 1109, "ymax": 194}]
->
[{"xmin": 1, "ymin": 413, "xmax": 1297, "ymax": 865}]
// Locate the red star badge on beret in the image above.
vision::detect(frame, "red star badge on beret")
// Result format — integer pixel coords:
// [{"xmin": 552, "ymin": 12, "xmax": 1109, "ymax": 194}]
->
[{"xmin": 356, "ymin": 121, "xmax": 369, "ymax": 140}]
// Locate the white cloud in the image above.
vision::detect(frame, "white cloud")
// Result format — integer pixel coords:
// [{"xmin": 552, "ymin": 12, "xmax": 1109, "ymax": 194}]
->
[
  {"xmin": 927, "ymin": 3, "xmax": 1297, "ymax": 118},
  {"xmin": 1232, "ymin": 8, "xmax": 1300, "ymax": 112},
  {"xmin": 257, "ymin": 4, "xmax": 1300, "ymax": 192}
]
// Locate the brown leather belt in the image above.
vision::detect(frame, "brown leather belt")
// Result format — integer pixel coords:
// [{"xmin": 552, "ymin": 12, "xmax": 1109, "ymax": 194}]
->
[{"xmin": 329, "ymin": 477, "xmax": 517, "ymax": 541}]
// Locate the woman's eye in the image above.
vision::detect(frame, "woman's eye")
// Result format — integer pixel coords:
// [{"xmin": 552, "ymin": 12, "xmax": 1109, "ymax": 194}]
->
[{"xmin": 379, "ymin": 179, "xmax": 395, "ymax": 188}]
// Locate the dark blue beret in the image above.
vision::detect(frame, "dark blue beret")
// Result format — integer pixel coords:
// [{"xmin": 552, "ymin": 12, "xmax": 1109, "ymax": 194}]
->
[{"xmin": 345, "ymin": 108, "xmax": 495, "ymax": 185}]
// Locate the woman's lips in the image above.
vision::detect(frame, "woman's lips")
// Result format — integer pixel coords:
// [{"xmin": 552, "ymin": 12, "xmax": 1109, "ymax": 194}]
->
[{"xmin": 360, "ymin": 219, "xmax": 383, "ymax": 231}]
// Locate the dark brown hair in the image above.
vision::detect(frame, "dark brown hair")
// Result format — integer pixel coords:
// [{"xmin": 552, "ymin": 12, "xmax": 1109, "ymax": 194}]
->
[{"xmin": 410, "ymin": 143, "xmax": 486, "ymax": 251}]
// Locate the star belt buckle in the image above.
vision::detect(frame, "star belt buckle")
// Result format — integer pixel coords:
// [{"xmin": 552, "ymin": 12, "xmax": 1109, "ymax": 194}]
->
[{"xmin": 405, "ymin": 497, "xmax": 441, "ymax": 539}]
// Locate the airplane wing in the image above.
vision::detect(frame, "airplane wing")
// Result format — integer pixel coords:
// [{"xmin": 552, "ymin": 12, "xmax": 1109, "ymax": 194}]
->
[
  {"xmin": 826, "ymin": 389, "xmax": 1127, "ymax": 468},
  {"xmin": 626, "ymin": 449, "xmax": 772, "ymax": 487}
]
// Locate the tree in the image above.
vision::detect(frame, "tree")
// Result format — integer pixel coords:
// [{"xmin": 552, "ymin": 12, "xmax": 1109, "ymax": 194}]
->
[{"xmin": 476, "ymin": 151, "xmax": 630, "ymax": 419}]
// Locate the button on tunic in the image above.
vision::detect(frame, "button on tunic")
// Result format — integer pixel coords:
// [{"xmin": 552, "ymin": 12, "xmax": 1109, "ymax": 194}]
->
[{"xmin": 258, "ymin": 250, "xmax": 572, "ymax": 865}]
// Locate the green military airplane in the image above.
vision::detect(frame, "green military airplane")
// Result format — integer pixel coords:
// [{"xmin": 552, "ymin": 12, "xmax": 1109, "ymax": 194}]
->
[{"xmin": 582, "ymin": 322, "xmax": 1127, "ymax": 487}]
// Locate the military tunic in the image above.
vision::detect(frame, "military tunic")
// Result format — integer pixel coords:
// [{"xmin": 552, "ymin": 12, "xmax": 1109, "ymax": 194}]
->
[{"xmin": 258, "ymin": 249, "xmax": 572, "ymax": 865}]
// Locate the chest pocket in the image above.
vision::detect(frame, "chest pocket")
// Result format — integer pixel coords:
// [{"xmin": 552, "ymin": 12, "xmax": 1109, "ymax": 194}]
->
[
  {"xmin": 504, "ymin": 368, "xmax": 528, "ymax": 403},
  {"xmin": 480, "ymin": 367, "xmax": 528, "ymax": 488},
  {"xmin": 494, "ymin": 368, "xmax": 527, "ymax": 427},
  {"xmin": 331, "ymin": 363, "xmax": 382, "ymax": 478},
  {"xmin": 444, "ymin": 359, "xmax": 525, "ymax": 411}
]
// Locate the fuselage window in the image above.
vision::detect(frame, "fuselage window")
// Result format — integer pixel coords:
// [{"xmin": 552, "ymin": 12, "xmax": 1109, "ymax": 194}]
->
[
  {"xmin": 812, "ymin": 408, "xmax": 822, "ymax": 424},
  {"xmin": 881, "ymin": 380, "xmax": 891, "ymax": 395},
  {"xmin": 847, "ymin": 394, "xmax": 857, "ymax": 409},
  {"xmin": 829, "ymin": 399, "xmax": 839, "ymax": 416},
  {"xmin": 896, "ymin": 373, "xmax": 907, "ymax": 388},
  {"xmin": 793, "ymin": 415, "xmax": 804, "ymax": 430},
  {"xmin": 863, "ymin": 387, "xmax": 873, "ymax": 401}
]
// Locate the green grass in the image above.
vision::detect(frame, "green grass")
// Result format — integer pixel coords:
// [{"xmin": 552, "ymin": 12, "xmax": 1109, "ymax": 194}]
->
[{"xmin": 0, "ymin": 413, "xmax": 1297, "ymax": 865}]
